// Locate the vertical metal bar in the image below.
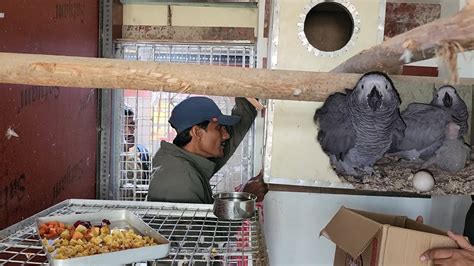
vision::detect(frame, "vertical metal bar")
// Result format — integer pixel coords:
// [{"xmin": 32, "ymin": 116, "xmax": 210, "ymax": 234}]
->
[
  {"xmin": 210, "ymin": 46, "xmax": 214, "ymax": 65},
  {"xmin": 250, "ymin": 46, "xmax": 256, "ymax": 68},
  {"xmin": 99, "ymin": 0, "xmax": 113, "ymax": 59},
  {"xmin": 186, "ymin": 45, "xmax": 189, "ymax": 63},
  {"xmin": 270, "ymin": 0, "xmax": 281, "ymax": 69},
  {"xmin": 198, "ymin": 45, "xmax": 202, "ymax": 65},
  {"xmin": 169, "ymin": 208, "xmax": 188, "ymax": 263},
  {"xmin": 166, "ymin": 92, "xmax": 172, "ymax": 140},
  {"xmin": 224, "ymin": 220, "xmax": 232, "ymax": 265},
  {"xmin": 112, "ymin": 90, "xmax": 124, "ymax": 200},
  {"xmin": 97, "ymin": 0, "xmax": 115, "ymax": 200},
  {"xmin": 168, "ymin": 45, "xmax": 172, "ymax": 63},
  {"xmin": 133, "ymin": 92, "xmax": 140, "ymax": 201}
]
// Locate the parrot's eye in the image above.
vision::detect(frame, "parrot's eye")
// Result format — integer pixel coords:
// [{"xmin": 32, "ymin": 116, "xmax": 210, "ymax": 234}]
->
[
  {"xmin": 385, "ymin": 85, "xmax": 388, "ymax": 89},
  {"xmin": 361, "ymin": 85, "xmax": 364, "ymax": 89}
]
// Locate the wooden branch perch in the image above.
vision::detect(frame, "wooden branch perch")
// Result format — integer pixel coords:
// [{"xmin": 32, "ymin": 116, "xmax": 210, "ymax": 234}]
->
[
  {"xmin": 0, "ymin": 52, "xmax": 466, "ymax": 102},
  {"xmin": 331, "ymin": 2, "xmax": 474, "ymax": 74}
]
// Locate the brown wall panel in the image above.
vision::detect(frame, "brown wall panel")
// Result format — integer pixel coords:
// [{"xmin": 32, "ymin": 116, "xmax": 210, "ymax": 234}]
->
[
  {"xmin": 0, "ymin": 0, "xmax": 99, "ymax": 229},
  {"xmin": 384, "ymin": 3, "xmax": 441, "ymax": 39}
]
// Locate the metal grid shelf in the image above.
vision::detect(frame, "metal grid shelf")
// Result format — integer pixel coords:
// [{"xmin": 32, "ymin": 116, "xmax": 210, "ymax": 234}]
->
[{"xmin": 0, "ymin": 199, "xmax": 268, "ymax": 265}]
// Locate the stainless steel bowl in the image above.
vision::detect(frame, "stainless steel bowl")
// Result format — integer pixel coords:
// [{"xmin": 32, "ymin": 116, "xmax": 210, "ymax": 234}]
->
[{"xmin": 212, "ymin": 192, "xmax": 256, "ymax": 220}]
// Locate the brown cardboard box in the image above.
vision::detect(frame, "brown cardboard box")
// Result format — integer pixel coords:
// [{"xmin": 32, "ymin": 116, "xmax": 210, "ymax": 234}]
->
[{"xmin": 320, "ymin": 207, "xmax": 458, "ymax": 266}]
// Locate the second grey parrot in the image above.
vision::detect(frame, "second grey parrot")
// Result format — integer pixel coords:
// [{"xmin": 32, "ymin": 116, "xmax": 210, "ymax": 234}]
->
[
  {"xmin": 391, "ymin": 103, "xmax": 455, "ymax": 160},
  {"xmin": 430, "ymin": 85, "xmax": 468, "ymax": 136},
  {"xmin": 314, "ymin": 71, "xmax": 405, "ymax": 177},
  {"xmin": 390, "ymin": 85, "xmax": 469, "ymax": 162}
]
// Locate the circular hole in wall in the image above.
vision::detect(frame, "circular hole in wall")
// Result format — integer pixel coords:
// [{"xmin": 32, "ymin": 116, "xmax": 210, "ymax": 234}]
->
[{"xmin": 303, "ymin": 2, "xmax": 354, "ymax": 52}]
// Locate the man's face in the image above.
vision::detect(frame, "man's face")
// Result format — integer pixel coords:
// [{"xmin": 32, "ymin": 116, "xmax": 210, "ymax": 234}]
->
[
  {"xmin": 124, "ymin": 115, "xmax": 135, "ymax": 151},
  {"xmin": 196, "ymin": 120, "xmax": 230, "ymax": 158}
]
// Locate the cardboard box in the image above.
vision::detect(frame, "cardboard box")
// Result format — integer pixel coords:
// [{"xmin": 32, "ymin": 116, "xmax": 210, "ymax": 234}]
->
[{"xmin": 320, "ymin": 207, "xmax": 458, "ymax": 266}]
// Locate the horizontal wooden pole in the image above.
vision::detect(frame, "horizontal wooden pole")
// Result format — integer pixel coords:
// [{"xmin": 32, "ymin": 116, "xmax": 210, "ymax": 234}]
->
[{"xmin": 0, "ymin": 52, "xmax": 470, "ymax": 102}]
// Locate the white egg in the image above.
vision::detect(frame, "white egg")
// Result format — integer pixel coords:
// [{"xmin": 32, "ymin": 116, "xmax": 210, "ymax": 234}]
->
[{"xmin": 412, "ymin": 171, "xmax": 435, "ymax": 192}]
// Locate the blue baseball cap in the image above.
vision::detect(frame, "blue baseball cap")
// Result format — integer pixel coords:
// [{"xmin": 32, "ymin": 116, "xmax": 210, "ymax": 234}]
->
[{"xmin": 169, "ymin": 97, "xmax": 241, "ymax": 133}]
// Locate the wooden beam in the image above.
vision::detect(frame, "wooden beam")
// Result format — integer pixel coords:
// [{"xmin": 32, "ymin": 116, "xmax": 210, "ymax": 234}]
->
[
  {"xmin": 331, "ymin": 1, "xmax": 474, "ymax": 75},
  {"xmin": 0, "ymin": 52, "xmax": 470, "ymax": 102}
]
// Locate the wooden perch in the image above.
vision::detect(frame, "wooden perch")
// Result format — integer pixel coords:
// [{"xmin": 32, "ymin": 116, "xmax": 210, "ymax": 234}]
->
[
  {"xmin": 0, "ymin": 52, "xmax": 466, "ymax": 102},
  {"xmin": 331, "ymin": 1, "xmax": 474, "ymax": 75}
]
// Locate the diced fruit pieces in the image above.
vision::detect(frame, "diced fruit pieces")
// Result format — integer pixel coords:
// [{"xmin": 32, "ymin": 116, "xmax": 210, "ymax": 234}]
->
[
  {"xmin": 60, "ymin": 229, "xmax": 71, "ymax": 240},
  {"xmin": 71, "ymin": 231, "xmax": 84, "ymax": 240},
  {"xmin": 75, "ymin": 224, "xmax": 87, "ymax": 233}
]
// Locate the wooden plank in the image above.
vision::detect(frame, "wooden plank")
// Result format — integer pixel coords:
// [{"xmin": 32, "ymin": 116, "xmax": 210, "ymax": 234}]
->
[
  {"xmin": 269, "ymin": 184, "xmax": 430, "ymax": 198},
  {"xmin": 1, "ymin": 52, "xmax": 471, "ymax": 102}
]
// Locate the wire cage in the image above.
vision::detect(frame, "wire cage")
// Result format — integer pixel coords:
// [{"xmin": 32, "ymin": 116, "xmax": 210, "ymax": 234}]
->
[
  {"xmin": 115, "ymin": 41, "xmax": 258, "ymax": 201},
  {"xmin": 0, "ymin": 199, "xmax": 268, "ymax": 265}
]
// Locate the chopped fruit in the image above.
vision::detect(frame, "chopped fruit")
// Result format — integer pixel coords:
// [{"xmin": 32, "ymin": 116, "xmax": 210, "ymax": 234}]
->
[
  {"xmin": 60, "ymin": 229, "xmax": 71, "ymax": 240},
  {"xmin": 75, "ymin": 224, "xmax": 87, "ymax": 233},
  {"xmin": 91, "ymin": 227, "xmax": 100, "ymax": 237},
  {"xmin": 84, "ymin": 229, "xmax": 93, "ymax": 241},
  {"xmin": 71, "ymin": 231, "xmax": 84, "ymax": 240},
  {"xmin": 39, "ymin": 227, "xmax": 47, "ymax": 236},
  {"xmin": 40, "ymin": 219, "xmax": 158, "ymax": 260},
  {"xmin": 44, "ymin": 232, "xmax": 58, "ymax": 239}
]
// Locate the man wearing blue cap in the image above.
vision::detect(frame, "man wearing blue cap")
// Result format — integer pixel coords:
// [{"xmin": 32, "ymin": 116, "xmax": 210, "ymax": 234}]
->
[{"xmin": 147, "ymin": 97, "xmax": 268, "ymax": 204}]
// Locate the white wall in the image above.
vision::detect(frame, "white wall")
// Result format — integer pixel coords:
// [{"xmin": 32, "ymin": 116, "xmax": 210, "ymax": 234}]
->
[{"xmin": 263, "ymin": 192, "xmax": 471, "ymax": 265}]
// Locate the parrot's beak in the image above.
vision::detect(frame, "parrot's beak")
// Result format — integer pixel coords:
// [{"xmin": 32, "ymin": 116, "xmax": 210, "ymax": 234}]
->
[
  {"xmin": 442, "ymin": 92, "xmax": 453, "ymax": 107},
  {"xmin": 368, "ymin": 87, "xmax": 382, "ymax": 111}
]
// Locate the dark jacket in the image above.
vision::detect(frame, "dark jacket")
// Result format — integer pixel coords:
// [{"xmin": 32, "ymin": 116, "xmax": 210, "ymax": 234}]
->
[
  {"xmin": 147, "ymin": 98, "xmax": 257, "ymax": 204},
  {"xmin": 465, "ymin": 196, "xmax": 474, "ymax": 245}
]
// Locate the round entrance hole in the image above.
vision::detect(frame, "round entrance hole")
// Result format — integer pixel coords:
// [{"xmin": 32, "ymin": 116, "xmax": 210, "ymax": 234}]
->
[{"xmin": 303, "ymin": 2, "xmax": 354, "ymax": 52}]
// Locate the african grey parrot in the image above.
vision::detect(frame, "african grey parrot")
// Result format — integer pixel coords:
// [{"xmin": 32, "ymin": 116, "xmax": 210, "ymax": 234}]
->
[
  {"xmin": 390, "ymin": 85, "xmax": 469, "ymax": 162},
  {"xmin": 314, "ymin": 71, "xmax": 405, "ymax": 177},
  {"xmin": 430, "ymin": 85, "xmax": 468, "ymax": 136}
]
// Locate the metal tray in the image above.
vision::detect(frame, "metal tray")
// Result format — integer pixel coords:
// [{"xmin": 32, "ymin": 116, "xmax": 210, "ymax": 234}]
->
[{"xmin": 35, "ymin": 209, "xmax": 170, "ymax": 266}]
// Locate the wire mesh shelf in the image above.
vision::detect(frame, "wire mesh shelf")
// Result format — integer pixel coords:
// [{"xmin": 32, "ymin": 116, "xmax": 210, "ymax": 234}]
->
[{"xmin": 0, "ymin": 199, "xmax": 268, "ymax": 265}]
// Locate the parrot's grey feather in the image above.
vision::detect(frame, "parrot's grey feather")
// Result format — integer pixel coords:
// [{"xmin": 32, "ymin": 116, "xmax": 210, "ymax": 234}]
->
[
  {"xmin": 393, "ymin": 103, "xmax": 452, "ymax": 160},
  {"xmin": 314, "ymin": 90, "xmax": 355, "ymax": 160},
  {"xmin": 421, "ymin": 122, "xmax": 471, "ymax": 172},
  {"xmin": 315, "ymin": 72, "xmax": 403, "ymax": 177}
]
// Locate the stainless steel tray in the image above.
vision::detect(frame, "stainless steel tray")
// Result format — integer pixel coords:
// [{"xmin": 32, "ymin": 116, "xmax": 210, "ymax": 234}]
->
[{"xmin": 36, "ymin": 209, "xmax": 170, "ymax": 266}]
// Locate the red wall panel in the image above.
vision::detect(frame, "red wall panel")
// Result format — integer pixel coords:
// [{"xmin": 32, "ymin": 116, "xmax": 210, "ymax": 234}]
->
[
  {"xmin": 0, "ymin": 0, "xmax": 99, "ymax": 229},
  {"xmin": 384, "ymin": 3, "xmax": 441, "ymax": 39}
]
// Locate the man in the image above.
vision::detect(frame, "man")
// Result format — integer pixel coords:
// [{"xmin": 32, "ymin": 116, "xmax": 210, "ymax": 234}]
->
[
  {"xmin": 420, "ymin": 231, "xmax": 474, "ymax": 265},
  {"xmin": 418, "ymin": 199, "xmax": 474, "ymax": 265},
  {"xmin": 147, "ymin": 97, "xmax": 268, "ymax": 204},
  {"xmin": 123, "ymin": 106, "xmax": 150, "ymax": 184},
  {"xmin": 465, "ymin": 196, "xmax": 474, "ymax": 245}
]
